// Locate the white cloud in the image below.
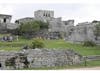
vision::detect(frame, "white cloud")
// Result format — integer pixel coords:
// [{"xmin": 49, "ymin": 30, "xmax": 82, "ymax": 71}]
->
[
  {"xmin": 0, "ymin": 4, "xmax": 14, "ymax": 15},
  {"xmin": 0, "ymin": 3, "xmax": 100, "ymax": 24}
]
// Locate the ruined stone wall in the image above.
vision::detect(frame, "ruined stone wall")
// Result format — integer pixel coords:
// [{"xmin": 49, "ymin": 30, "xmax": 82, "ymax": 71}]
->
[
  {"xmin": 49, "ymin": 17, "xmax": 65, "ymax": 32},
  {"xmin": 66, "ymin": 22, "xmax": 100, "ymax": 44},
  {"xmin": 63, "ymin": 20, "xmax": 74, "ymax": 40},
  {"xmin": 0, "ymin": 51, "xmax": 18, "ymax": 69},
  {"xmin": 66, "ymin": 22, "xmax": 92, "ymax": 43},
  {"xmin": 0, "ymin": 49, "xmax": 83, "ymax": 69},
  {"xmin": 15, "ymin": 17, "xmax": 35, "ymax": 24},
  {"xmin": 0, "ymin": 14, "xmax": 18, "ymax": 32},
  {"xmin": 6, "ymin": 23, "xmax": 19, "ymax": 30},
  {"xmin": 26, "ymin": 49, "xmax": 83, "ymax": 68}
]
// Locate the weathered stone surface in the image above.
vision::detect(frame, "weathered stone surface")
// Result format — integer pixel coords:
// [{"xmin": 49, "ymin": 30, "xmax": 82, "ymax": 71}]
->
[
  {"xmin": 0, "ymin": 48, "xmax": 83, "ymax": 69},
  {"xmin": 65, "ymin": 22, "xmax": 100, "ymax": 44},
  {"xmin": 25, "ymin": 49, "xmax": 83, "ymax": 68}
]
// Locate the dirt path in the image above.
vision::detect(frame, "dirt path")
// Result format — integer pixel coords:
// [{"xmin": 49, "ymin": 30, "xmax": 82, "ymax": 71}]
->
[{"xmin": 73, "ymin": 67, "xmax": 100, "ymax": 70}]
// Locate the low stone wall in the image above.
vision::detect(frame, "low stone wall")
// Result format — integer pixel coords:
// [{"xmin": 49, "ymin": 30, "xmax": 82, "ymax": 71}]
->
[
  {"xmin": 84, "ymin": 55, "xmax": 100, "ymax": 61},
  {"xmin": 0, "ymin": 49, "xmax": 84, "ymax": 69},
  {"xmin": 0, "ymin": 51, "xmax": 18, "ymax": 69},
  {"xmin": 25, "ymin": 49, "xmax": 83, "ymax": 68}
]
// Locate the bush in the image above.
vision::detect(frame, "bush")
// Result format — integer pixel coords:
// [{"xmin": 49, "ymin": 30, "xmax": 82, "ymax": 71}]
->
[
  {"xmin": 83, "ymin": 41, "xmax": 96, "ymax": 47},
  {"xmin": 31, "ymin": 38, "xmax": 44, "ymax": 49}
]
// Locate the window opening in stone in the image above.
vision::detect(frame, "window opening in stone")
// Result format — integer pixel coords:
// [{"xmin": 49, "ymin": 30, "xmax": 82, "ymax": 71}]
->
[
  {"xmin": 0, "ymin": 63, "xmax": 2, "ymax": 68},
  {"xmin": 4, "ymin": 18, "xmax": 6, "ymax": 23}
]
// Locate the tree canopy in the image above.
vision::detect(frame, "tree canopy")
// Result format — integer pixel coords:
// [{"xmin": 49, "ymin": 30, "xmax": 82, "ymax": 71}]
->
[
  {"xmin": 18, "ymin": 20, "xmax": 49, "ymax": 34},
  {"xmin": 19, "ymin": 21, "xmax": 40, "ymax": 33}
]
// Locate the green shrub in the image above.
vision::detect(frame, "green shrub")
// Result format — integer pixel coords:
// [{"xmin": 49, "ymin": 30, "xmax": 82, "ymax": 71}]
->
[
  {"xmin": 83, "ymin": 41, "xmax": 96, "ymax": 47},
  {"xmin": 31, "ymin": 38, "xmax": 44, "ymax": 49}
]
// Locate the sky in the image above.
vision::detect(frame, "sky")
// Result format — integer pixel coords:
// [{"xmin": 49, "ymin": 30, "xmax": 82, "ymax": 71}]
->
[{"xmin": 1, "ymin": 1, "xmax": 100, "ymax": 25}]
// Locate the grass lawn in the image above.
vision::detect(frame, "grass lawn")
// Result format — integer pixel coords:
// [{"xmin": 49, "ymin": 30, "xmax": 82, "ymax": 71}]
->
[
  {"xmin": 0, "ymin": 37, "xmax": 100, "ymax": 56},
  {"xmin": 43, "ymin": 40, "xmax": 100, "ymax": 56}
]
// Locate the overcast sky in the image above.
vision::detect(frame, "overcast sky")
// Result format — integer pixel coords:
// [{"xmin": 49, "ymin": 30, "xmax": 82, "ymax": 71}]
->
[{"xmin": 0, "ymin": 3, "xmax": 100, "ymax": 24}]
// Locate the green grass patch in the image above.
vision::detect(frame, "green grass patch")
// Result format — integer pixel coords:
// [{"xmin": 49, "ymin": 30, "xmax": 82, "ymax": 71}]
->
[
  {"xmin": 43, "ymin": 39, "xmax": 100, "ymax": 56},
  {"xmin": 0, "ymin": 34, "xmax": 100, "ymax": 56}
]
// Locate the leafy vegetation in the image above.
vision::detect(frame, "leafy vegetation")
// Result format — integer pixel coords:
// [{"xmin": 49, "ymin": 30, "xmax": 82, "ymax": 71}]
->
[
  {"xmin": 0, "ymin": 34, "xmax": 100, "ymax": 56},
  {"xmin": 31, "ymin": 38, "xmax": 44, "ymax": 49},
  {"xmin": 34, "ymin": 21, "xmax": 49, "ymax": 29},
  {"xmin": 17, "ymin": 20, "xmax": 48, "ymax": 35},
  {"xmin": 18, "ymin": 21, "xmax": 40, "ymax": 34},
  {"xmin": 83, "ymin": 41, "xmax": 96, "ymax": 47}
]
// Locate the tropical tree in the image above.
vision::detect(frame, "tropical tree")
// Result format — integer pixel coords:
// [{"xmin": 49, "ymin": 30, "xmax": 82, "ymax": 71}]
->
[
  {"xmin": 18, "ymin": 20, "xmax": 49, "ymax": 35},
  {"xmin": 19, "ymin": 21, "xmax": 40, "ymax": 34}
]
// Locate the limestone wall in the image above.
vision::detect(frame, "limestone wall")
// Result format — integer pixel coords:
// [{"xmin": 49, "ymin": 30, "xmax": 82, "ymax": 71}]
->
[
  {"xmin": 66, "ymin": 22, "xmax": 100, "ymax": 44},
  {"xmin": 26, "ymin": 49, "xmax": 83, "ymax": 68},
  {"xmin": 0, "ymin": 51, "xmax": 17, "ymax": 69},
  {"xmin": 0, "ymin": 49, "xmax": 83, "ymax": 69}
]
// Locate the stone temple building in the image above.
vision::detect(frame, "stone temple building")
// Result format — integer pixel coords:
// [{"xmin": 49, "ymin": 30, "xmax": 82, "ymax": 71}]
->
[
  {"xmin": 15, "ymin": 10, "xmax": 74, "ymax": 39},
  {"xmin": 14, "ymin": 10, "xmax": 100, "ymax": 44},
  {"xmin": 0, "ymin": 14, "xmax": 18, "ymax": 33}
]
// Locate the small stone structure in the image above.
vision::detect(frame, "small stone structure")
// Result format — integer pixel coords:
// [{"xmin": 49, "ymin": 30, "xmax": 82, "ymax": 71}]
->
[
  {"xmin": 0, "ymin": 48, "xmax": 83, "ymax": 70},
  {"xmin": 0, "ymin": 14, "xmax": 12, "ymax": 23},
  {"xmin": 0, "ymin": 14, "xmax": 18, "ymax": 33}
]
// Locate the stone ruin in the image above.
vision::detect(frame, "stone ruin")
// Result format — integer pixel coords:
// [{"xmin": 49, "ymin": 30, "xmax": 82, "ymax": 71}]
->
[
  {"xmin": 0, "ymin": 14, "xmax": 18, "ymax": 33},
  {"xmin": 0, "ymin": 48, "xmax": 83, "ymax": 70},
  {"xmin": 65, "ymin": 21, "xmax": 100, "ymax": 44},
  {"xmin": 0, "ymin": 10, "xmax": 99, "ymax": 69},
  {"xmin": 15, "ymin": 10, "xmax": 74, "ymax": 40},
  {"xmin": 15, "ymin": 10, "xmax": 100, "ymax": 44},
  {"xmin": 0, "ymin": 10, "xmax": 99, "ymax": 44}
]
